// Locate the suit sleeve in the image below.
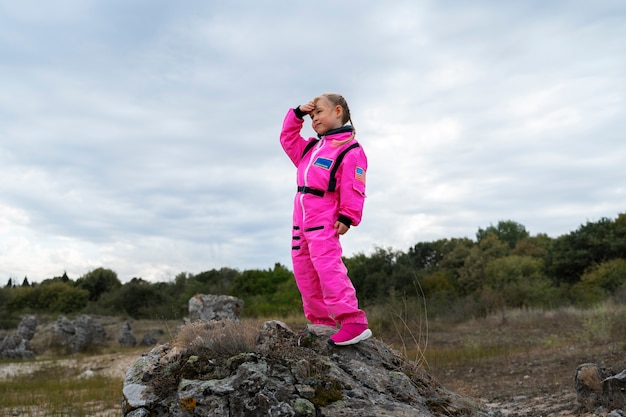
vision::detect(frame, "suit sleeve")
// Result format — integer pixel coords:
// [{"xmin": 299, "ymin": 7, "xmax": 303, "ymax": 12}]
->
[{"xmin": 280, "ymin": 108, "xmax": 308, "ymax": 167}]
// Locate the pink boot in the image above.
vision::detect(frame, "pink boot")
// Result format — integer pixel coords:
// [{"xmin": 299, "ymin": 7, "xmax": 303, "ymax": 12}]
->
[{"xmin": 328, "ymin": 323, "xmax": 372, "ymax": 346}]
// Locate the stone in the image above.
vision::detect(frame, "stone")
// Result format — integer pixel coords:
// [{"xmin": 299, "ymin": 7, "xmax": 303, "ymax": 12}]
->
[
  {"xmin": 602, "ymin": 369, "xmax": 626, "ymax": 410},
  {"xmin": 0, "ymin": 315, "xmax": 37, "ymax": 359},
  {"xmin": 575, "ymin": 363, "xmax": 609, "ymax": 410},
  {"xmin": 53, "ymin": 315, "xmax": 107, "ymax": 353},
  {"xmin": 575, "ymin": 362, "xmax": 626, "ymax": 413},
  {"xmin": 188, "ymin": 294, "xmax": 244, "ymax": 322},
  {"xmin": 119, "ymin": 320, "xmax": 137, "ymax": 348},
  {"xmin": 15, "ymin": 315, "xmax": 37, "ymax": 341},
  {"xmin": 140, "ymin": 329, "xmax": 163, "ymax": 347}
]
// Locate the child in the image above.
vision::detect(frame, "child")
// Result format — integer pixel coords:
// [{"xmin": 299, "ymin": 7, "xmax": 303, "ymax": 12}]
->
[{"xmin": 280, "ymin": 93, "xmax": 372, "ymax": 346}]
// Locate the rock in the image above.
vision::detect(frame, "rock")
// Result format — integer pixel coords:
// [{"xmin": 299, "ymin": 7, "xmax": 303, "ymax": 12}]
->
[
  {"xmin": 0, "ymin": 315, "xmax": 37, "ymax": 359},
  {"xmin": 188, "ymin": 294, "xmax": 244, "ymax": 322},
  {"xmin": 603, "ymin": 369, "xmax": 626, "ymax": 410},
  {"xmin": 15, "ymin": 315, "xmax": 37, "ymax": 341},
  {"xmin": 575, "ymin": 363, "xmax": 626, "ymax": 412},
  {"xmin": 140, "ymin": 329, "xmax": 164, "ymax": 347},
  {"xmin": 119, "ymin": 320, "xmax": 137, "ymax": 348},
  {"xmin": 122, "ymin": 320, "xmax": 500, "ymax": 417},
  {"xmin": 53, "ymin": 315, "xmax": 107, "ymax": 353},
  {"xmin": 575, "ymin": 363, "xmax": 610, "ymax": 410}
]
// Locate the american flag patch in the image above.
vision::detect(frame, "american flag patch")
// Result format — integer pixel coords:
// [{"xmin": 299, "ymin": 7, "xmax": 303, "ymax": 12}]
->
[{"xmin": 355, "ymin": 167, "xmax": 365, "ymax": 182}]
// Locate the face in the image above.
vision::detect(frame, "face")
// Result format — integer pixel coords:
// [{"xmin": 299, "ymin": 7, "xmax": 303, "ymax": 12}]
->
[{"xmin": 310, "ymin": 97, "xmax": 343, "ymax": 135}]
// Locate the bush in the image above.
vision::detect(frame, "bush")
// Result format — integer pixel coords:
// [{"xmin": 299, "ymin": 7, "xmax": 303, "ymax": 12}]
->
[
  {"xmin": 484, "ymin": 255, "xmax": 553, "ymax": 309},
  {"xmin": 4, "ymin": 282, "xmax": 88, "ymax": 314},
  {"xmin": 572, "ymin": 258, "xmax": 626, "ymax": 307}
]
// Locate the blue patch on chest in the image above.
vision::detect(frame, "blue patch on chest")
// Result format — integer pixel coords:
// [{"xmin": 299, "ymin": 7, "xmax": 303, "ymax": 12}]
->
[{"xmin": 313, "ymin": 157, "xmax": 333, "ymax": 170}]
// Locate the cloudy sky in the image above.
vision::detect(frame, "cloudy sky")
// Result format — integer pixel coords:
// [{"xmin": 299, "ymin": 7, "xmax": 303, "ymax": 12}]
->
[{"xmin": 1, "ymin": 1, "xmax": 624, "ymax": 283}]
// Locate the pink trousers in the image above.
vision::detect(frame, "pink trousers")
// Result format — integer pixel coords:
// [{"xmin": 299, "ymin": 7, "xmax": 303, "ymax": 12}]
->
[{"xmin": 292, "ymin": 223, "xmax": 368, "ymax": 326}]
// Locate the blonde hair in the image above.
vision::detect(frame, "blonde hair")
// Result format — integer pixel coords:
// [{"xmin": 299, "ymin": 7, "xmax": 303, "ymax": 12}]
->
[{"xmin": 314, "ymin": 93, "xmax": 354, "ymax": 128}]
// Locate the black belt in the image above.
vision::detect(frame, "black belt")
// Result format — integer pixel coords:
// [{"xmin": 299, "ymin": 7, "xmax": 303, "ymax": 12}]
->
[{"xmin": 297, "ymin": 186, "xmax": 325, "ymax": 197}]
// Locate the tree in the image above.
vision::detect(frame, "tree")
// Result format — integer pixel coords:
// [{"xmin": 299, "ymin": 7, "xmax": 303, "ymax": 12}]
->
[
  {"xmin": 175, "ymin": 268, "xmax": 240, "ymax": 313},
  {"xmin": 405, "ymin": 239, "xmax": 458, "ymax": 272},
  {"xmin": 76, "ymin": 268, "xmax": 122, "ymax": 301},
  {"xmin": 512, "ymin": 234, "xmax": 552, "ymax": 258},
  {"xmin": 546, "ymin": 216, "xmax": 626, "ymax": 285},
  {"xmin": 457, "ymin": 234, "xmax": 509, "ymax": 296},
  {"xmin": 105, "ymin": 277, "xmax": 166, "ymax": 318},
  {"xmin": 344, "ymin": 247, "xmax": 400, "ymax": 301},
  {"xmin": 22, "ymin": 276, "xmax": 30, "ymax": 287},
  {"xmin": 572, "ymin": 258, "xmax": 626, "ymax": 306},
  {"xmin": 40, "ymin": 282, "xmax": 89, "ymax": 313},
  {"xmin": 477, "ymin": 220, "xmax": 530, "ymax": 249},
  {"xmin": 231, "ymin": 264, "xmax": 298, "ymax": 317},
  {"xmin": 484, "ymin": 255, "xmax": 553, "ymax": 311},
  {"xmin": 191, "ymin": 267, "xmax": 239, "ymax": 295},
  {"xmin": 232, "ymin": 264, "xmax": 292, "ymax": 298},
  {"xmin": 5, "ymin": 282, "xmax": 88, "ymax": 314},
  {"xmin": 439, "ymin": 238, "xmax": 475, "ymax": 276},
  {"xmin": 421, "ymin": 271, "xmax": 454, "ymax": 297}
]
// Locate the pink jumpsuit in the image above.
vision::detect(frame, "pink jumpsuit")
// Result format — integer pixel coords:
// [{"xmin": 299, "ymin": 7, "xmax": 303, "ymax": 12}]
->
[{"xmin": 280, "ymin": 108, "xmax": 368, "ymax": 326}]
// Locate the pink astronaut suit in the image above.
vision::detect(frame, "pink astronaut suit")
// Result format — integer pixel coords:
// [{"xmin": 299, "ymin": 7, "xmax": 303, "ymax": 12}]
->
[{"xmin": 280, "ymin": 107, "xmax": 369, "ymax": 330}]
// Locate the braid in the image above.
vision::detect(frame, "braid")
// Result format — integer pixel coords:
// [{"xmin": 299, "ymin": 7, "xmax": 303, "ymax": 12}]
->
[{"xmin": 319, "ymin": 93, "xmax": 353, "ymax": 127}]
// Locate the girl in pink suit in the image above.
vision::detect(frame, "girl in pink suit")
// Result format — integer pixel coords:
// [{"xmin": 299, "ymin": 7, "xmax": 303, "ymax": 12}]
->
[{"xmin": 280, "ymin": 93, "xmax": 371, "ymax": 346}]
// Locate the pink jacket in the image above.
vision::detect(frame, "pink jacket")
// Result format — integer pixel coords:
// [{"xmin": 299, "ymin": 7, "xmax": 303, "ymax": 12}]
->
[{"xmin": 280, "ymin": 108, "xmax": 367, "ymax": 229}]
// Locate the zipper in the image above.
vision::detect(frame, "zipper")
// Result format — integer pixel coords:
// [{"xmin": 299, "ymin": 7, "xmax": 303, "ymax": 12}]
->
[{"xmin": 299, "ymin": 139, "xmax": 325, "ymax": 224}]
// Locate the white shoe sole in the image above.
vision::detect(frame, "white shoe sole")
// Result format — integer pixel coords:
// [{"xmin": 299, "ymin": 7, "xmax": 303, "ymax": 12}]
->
[{"xmin": 331, "ymin": 329, "xmax": 372, "ymax": 346}]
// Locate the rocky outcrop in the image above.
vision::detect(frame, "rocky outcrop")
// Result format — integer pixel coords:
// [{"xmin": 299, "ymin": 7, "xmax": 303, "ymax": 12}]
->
[
  {"xmin": 575, "ymin": 363, "xmax": 626, "ymax": 412},
  {"xmin": 188, "ymin": 294, "xmax": 244, "ymax": 322},
  {"xmin": 53, "ymin": 315, "xmax": 107, "ymax": 353},
  {"xmin": 0, "ymin": 315, "xmax": 37, "ymax": 359},
  {"xmin": 122, "ymin": 320, "xmax": 500, "ymax": 417}
]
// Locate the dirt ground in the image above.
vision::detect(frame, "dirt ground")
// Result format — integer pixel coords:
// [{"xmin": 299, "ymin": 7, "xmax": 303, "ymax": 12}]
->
[
  {"xmin": 431, "ymin": 341, "xmax": 625, "ymax": 416},
  {"xmin": 424, "ymin": 311, "xmax": 626, "ymax": 417}
]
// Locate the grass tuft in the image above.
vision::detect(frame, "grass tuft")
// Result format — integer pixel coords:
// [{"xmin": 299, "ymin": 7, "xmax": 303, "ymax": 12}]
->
[{"xmin": 173, "ymin": 319, "xmax": 258, "ymax": 359}]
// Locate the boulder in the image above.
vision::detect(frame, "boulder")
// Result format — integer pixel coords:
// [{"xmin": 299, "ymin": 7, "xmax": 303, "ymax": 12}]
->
[
  {"xmin": 575, "ymin": 363, "xmax": 626, "ymax": 412},
  {"xmin": 140, "ymin": 329, "xmax": 164, "ymax": 347},
  {"xmin": 602, "ymin": 369, "xmax": 626, "ymax": 410},
  {"xmin": 119, "ymin": 320, "xmax": 137, "ymax": 348},
  {"xmin": 15, "ymin": 315, "xmax": 37, "ymax": 341},
  {"xmin": 53, "ymin": 315, "xmax": 107, "ymax": 353},
  {"xmin": 122, "ymin": 320, "xmax": 501, "ymax": 417},
  {"xmin": 0, "ymin": 315, "xmax": 37, "ymax": 359},
  {"xmin": 188, "ymin": 294, "xmax": 244, "ymax": 322}
]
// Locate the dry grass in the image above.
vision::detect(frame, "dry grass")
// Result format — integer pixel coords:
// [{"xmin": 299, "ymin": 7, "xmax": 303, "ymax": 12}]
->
[
  {"xmin": 172, "ymin": 319, "xmax": 259, "ymax": 359},
  {"xmin": 424, "ymin": 302, "xmax": 626, "ymax": 370},
  {"xmin": 0, "ymin": 364, "xmax": 122, "ymax": 416},
  {"xmin": 150, "ymin": 319, "xmax": 261, "ymax": 398}
]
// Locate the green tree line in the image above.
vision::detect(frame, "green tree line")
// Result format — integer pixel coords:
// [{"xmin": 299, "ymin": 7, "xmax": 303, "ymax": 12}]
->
[{"xmin": 1, "ymin": 213, "xmax": 625, "ymax": 329}]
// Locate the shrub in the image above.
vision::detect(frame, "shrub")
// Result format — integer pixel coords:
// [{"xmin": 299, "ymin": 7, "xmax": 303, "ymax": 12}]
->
[{"xmin": 572, "ymin": 258, "xmax": 626, "ymax": 307}]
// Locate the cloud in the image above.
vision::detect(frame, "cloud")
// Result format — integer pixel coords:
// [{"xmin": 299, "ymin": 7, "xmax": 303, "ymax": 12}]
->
[{"xmin": 0, "ymin": 0, "xmax": 624, "ymax": 282}]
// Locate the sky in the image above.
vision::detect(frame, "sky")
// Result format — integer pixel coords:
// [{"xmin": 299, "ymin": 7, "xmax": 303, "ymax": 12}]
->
[{"xmin": 1, "ymin": 1, "xmax": 624, "ymax": 284}]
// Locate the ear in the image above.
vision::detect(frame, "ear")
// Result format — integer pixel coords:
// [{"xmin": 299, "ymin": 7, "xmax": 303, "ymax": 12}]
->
[{"xmin": 334, "ymin": 105, "xmax": 343, "ymax": 119}]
